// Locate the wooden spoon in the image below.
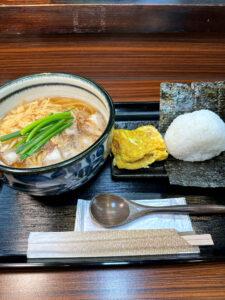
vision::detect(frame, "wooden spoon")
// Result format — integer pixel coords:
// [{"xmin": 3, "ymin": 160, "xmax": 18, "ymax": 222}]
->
[{"xmin": 90, "ymin": 193, "xmax": 225, "ymax": 228}]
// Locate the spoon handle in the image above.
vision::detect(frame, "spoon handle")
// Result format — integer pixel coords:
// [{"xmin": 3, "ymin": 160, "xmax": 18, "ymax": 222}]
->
[{"xmin": 142, "ymin": 205, "xmax": 225, "ymax": 214}]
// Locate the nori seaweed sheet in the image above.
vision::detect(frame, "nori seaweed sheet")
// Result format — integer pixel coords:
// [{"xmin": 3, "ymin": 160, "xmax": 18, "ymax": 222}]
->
[
  {"xmin": 160, "ymin": 81, "xmax": 225, "ymax": 188},
  {"xmin": 159, "ymin": 83, "xmax": 196, "ymax": 133}
]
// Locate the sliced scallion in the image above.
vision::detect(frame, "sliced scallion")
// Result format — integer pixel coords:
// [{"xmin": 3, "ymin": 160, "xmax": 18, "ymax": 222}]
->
[
  {"xmin": 19, "ymin": 119, "xmax": 67, "ymax": 155},
  {"xmin": 21, "ymin": 112, "xmax": 73, "ymax": 135},
  {"xmin": 0, "ymin": 131, "xmax": 21, "ymax": 142},
  {"xmin": 26, "ymin": 121, "xmax": 73, "ymax": 157}
]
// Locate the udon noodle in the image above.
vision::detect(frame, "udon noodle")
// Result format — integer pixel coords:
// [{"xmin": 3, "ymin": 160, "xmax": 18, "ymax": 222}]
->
[{"xmin": 0, "ymin": 97, "xmax": 106, "ymax": 168}]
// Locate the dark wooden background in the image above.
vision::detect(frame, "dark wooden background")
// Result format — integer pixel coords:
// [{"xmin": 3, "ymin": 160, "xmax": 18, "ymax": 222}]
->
[
  {"xmin": 1, "ymin": 0, "xmax": 225, "ymax": 34},
  {"xmin": 1, "ymin": 32, "xmax": 225, "ymax": 298},
  {"xmin": 1, "ymin": 0, "xmax": 225, "ymax": 296},
  {"xmin": 1, "ymin": 33, "xmax": 225, "ymax": 103}
]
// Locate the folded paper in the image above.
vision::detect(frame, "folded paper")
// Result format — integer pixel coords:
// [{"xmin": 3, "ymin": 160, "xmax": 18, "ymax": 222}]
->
[{"xmin": 75, "ymin": 197, "xmax": 194, "ymax": 232}]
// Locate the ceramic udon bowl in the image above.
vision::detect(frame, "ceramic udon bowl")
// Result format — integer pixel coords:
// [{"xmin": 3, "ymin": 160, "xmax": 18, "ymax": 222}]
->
[{"xmin": 0, "ymin": 73, "xmax": 114, "ymax": 196}]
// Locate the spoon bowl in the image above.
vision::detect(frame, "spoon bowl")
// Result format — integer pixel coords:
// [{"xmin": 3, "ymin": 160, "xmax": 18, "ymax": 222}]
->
[
  {"xmin": 90, "ymin": 193, "xmax": 225, "ymax": 228},
  {"xmin": 90, "ymin": 194, "xmax": 130, "ymax": 227}
]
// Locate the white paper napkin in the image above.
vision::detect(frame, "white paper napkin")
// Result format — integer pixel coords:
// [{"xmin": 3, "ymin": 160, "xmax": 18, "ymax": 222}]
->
[{"xmin": 74, "ymin": 197, "xmax": 194, "ymax": 232}]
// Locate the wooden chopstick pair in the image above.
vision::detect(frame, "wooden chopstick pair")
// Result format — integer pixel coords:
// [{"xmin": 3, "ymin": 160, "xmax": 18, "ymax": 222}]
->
[{"xmin": 27, "ymin": 229, "xmax": 213, "ymax": 259}]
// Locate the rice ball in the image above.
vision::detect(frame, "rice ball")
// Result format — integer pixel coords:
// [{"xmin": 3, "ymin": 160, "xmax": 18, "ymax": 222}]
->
[{"xmin": 164, "ymin": 109, "xmax": 225, "ymax": 162}]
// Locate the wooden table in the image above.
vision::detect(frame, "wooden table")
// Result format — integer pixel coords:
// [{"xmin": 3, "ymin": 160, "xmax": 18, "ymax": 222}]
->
[
  {"xmin": 1, "ymin": 32, "xmax": 225, "ymax": 298},
  {"xmin": 0, "ymin": 262, "xmax": 225, "ymax": 299}
]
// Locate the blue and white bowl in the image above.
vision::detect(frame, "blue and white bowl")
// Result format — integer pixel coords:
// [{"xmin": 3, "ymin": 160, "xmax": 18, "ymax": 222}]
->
[{"xmin": 0, "ymin": 73, "xmax": 114, "ymax": 196}]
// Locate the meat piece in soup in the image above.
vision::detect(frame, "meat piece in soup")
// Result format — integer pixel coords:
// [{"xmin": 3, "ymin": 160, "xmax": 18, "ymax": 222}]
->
[{"xmin": 0, "ymin": 97, "xmax": 107, "ymax": 168}]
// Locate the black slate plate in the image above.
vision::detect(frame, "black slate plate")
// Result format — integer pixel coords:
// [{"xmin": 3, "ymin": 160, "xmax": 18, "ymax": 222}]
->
[
  {"xmin": 111, "ymin": 106, "xmax": 167, "ymax": 178},
  {"xmin": 112, "ymin": 159, "xmax": 167, "ymax": 179}
]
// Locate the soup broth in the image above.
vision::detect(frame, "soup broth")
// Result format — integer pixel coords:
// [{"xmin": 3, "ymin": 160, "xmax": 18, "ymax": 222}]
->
[{"xmin": 0, "ymin": 97, "xmax": 106, "ymax": 168}]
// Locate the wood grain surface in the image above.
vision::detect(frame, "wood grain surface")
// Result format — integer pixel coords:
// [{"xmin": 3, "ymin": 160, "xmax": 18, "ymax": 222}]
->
[
  {"xmin": 1, "ymin": 263, "xmax": 225, "ymax": 299},
  {"xmin": 3, "ymin": 0, "xmax": 225, "ymax": 4},
  {"xmin": 1, "ymin": 1, "xmax": 225, "ymax": 34},
  {"xmin": 1, "ymin": 32, "xmax": 225, "ymax": 298},
  {"xmin": 1, "ymin": 33, "xmax": 225, "ymax": 102}
]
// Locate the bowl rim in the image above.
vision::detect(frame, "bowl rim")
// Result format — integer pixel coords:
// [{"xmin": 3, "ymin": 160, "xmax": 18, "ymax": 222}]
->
[{"xmin": 0, "ymin": 72, "xmax": 115, "ymax": 174}]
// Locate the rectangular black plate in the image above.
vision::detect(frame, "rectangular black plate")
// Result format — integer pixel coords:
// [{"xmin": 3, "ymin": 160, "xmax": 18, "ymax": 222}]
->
[
  {"xmin": 0, "ymin": 102, "xmax": 225, "ymax": 269},
  {"xmin": 111, "ymin": 119, "xmax": 168, "ymax": 178},
  {"xmin": 112, "ymin": 102, "xmax": 168, "ymax": 178}
]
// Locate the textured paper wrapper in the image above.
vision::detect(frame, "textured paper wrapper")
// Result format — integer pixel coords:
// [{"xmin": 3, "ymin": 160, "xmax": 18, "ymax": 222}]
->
[{"xmin": 27, "ymin": 229, "xmax": 199, "ymax": 258}]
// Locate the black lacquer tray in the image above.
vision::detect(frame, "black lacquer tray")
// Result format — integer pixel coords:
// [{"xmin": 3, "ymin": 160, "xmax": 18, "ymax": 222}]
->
[{"xmin": 0, "ymin": 102, "xmax": 225, "ymax": 269}]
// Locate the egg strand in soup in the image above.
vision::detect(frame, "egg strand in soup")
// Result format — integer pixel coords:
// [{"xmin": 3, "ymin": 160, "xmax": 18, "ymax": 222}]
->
[{"xmin": 0, "ymin": 97, "xmax": 106, "ymax": 168}]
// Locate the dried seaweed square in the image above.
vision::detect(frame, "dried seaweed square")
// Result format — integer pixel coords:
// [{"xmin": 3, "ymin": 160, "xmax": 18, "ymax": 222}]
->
[{"xmin": 160, "ymin": 81, "xmax": 225, "ymax": 188}]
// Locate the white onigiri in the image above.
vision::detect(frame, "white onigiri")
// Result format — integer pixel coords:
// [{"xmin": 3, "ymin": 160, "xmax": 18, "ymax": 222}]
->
[{"xmin": 164, "ymin": 109, "xmax": 225, "ymax": 162}]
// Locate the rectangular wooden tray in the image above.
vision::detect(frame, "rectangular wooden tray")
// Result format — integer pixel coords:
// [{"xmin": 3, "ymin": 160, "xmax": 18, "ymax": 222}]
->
[{"xmin": 0, "ymin": 102, "xmax": 225, "ymax": 269}]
